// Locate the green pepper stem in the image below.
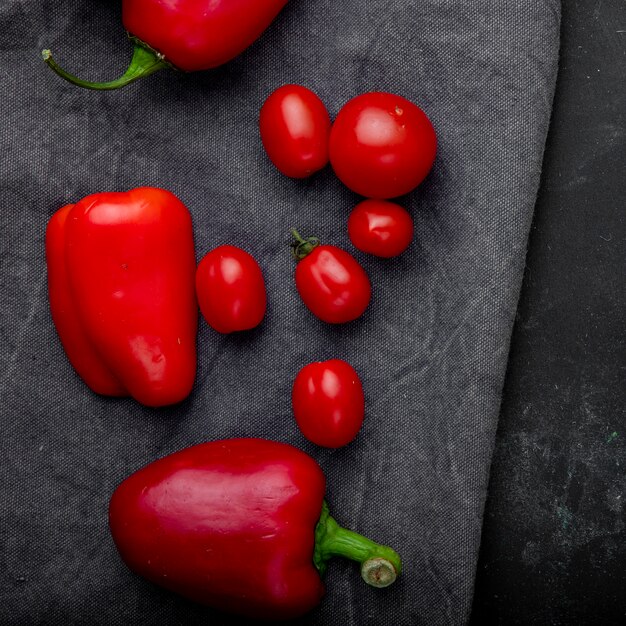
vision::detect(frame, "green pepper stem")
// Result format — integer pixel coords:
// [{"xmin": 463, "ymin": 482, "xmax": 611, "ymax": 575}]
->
[
  {"xmin": 313, "ymin": 501, "xmax": 402, "ymax": 588},
  {"xmin": 290, "ymin": 228, "xmax": 320, "ymax": 260},
  {"xmin": 41, "ymin": 40, "xmax": 169, "ymax": 90}
]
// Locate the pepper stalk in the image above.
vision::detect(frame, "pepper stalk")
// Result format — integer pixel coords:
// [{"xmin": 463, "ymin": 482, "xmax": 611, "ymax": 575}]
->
[
  {"xmin": 314, "ymin": 500, "xmax": 402, "ymax": 588},
  {"xmin": 42, "ymin": 38, "xmax": 170, "ymax": 90}
]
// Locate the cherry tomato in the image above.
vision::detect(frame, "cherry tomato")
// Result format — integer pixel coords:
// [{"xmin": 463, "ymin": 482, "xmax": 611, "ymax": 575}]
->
[
  {"xmin": 329, "ymin": 92, "xmax": 437, "ymax": 199},
  {"xmin": 259, "ymin": 85, "xmax": 331, "ymax": 178},
  {"xmin": 196, "ymin": 245, "xmax": 266, "ymax": 333},
  {"xmin": 348, "ymin": 199, "xmax": 414, "ymax": 258},
  {"xmin": 292, "ymin": 359, "xmax": 365, "ymax": 448},
  {"xmin": 291, "ymin": 230, "xmax": 371, "ymax": 324}
]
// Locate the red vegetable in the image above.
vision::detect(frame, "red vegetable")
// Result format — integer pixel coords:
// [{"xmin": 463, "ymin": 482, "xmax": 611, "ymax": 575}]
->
[
  {"xmin": 348, "ymin": 199, "xmax": 414, "ymax": 258},
  {"xmin": 109, "ymin": 438, "xmax": 401, "ymax": 620},
  {"xmin": 259, "ymin": 84, "xmax": 331, "ymax": 178},
  {"xmin": 42, "ymin": 0, "xmax": 290, "ymax": 90},
  {"xmin": 329, "ymin": 92, "xmax": 437, "ymax": 199},
  {"xmin": 292, "ymin": 359, "xmax": 365, "ymax": 448},
  {"xmin": 195, "ymin": 245, "xmax": 267, "ymax": 334},
  {"xmin": 290, "ymin": 229, "xmax": 371, "ymax": 324},
  {"xmin": 45, "ymin": 187, "xmax": 198, "ymax": 407}
]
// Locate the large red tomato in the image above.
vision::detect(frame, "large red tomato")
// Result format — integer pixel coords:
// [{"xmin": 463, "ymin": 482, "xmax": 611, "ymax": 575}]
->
[
  {"xmin": 291, "ymin": 230, "xmax": 371, "ymax": 324},
  {"xmin": 329, "ymin": 92, "xmax": 436, "ymax": 199},
  {"xmin": 292, "ymin": 359, "xmax": 365, "ymax": 448},
  {"xmin": 196, "ymin": 245, "xmax": 266, "ymax": 333},
  {"xmin": 348, "ymin": 199, "xmax": 414, "ymax": 258},
  {"xmin": 259, "ymin": 85, "xmax": 331, "ymax": 178}
]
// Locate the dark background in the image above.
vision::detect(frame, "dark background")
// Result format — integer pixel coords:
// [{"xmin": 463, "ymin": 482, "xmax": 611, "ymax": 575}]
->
[
  {"xmin": 0, "ymin": 1, "xmax": 620, "ymax": 624},
  {"xmin": 471, "ymin": 1, "xmax": 625, "ymax": 624}
]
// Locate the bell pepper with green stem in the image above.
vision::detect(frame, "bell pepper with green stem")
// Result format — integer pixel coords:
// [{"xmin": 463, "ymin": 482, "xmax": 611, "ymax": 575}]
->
[
  {"xmin": 45, "ymin": 187, "xmax": 198, "ymax": 407},
  {"xmin": 109, "ymin": 438, "xmax": 402, "ymax": 619},
  {"xmin": 42, "ymin": 0, "xmax": 290, "ymax": 90}
]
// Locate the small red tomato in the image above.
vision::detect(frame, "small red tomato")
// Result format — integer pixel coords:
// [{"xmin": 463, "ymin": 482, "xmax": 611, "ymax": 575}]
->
[
  {"xmin": 291, "ymin": 230, "xmax": 371, "ymax": 324},
  {"xmin": 348, "ymin": 199, "xmax": 414, "ymax": 258},
  {"xmin": 329, "ymin": 92, "xmax": 437, "ymax": 199},
  {"xmin": 292, "ymin": 359, "xmax": 365, "ymax": 448},
  {"xmin": 196, "ymin": 245, "xmax": 266, "ymax": 333},
  {"xmin": 259, "ymin": 85, "xmax": 331, "ymax": 178}
]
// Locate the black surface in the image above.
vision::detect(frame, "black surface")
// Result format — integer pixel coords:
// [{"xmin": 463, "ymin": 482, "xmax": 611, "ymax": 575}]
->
[{"xmin": 471, "ymin": 1, "xmax": 625, "ymax": 624}]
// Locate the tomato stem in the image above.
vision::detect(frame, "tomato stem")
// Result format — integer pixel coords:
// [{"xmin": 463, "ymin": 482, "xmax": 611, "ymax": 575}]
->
[
  {"xmin": 290, "ymin": 228, "xmax": 320, "ymax": 260},
  {"xmin": 313, "ymin": 501, "xmax": 401, "ymax": 588},
  {"xmin": 42, "ymin": 38, "xmax": 170, "ymax": 90}
]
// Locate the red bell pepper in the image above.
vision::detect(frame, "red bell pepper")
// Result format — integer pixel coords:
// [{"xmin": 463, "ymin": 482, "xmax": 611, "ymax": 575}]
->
[
  {"xmin": 42, "ymin": 0, "xmax": 290, "ymax": 90},
  {"xmin": 109, "ymin": 438, "xmax": 402, "ymax": 620},
  {"xmin": 46, "ymin": 187, "xmax": 198, "ymax": 407}
]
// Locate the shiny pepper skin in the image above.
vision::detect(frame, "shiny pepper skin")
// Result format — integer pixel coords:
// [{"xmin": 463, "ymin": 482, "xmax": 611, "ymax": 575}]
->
[
  {"xmin": 43, "ymin": 0, "xmax": 291, "ymax": 89},
  {"xmin": 109, "ymin": 438, "xmax": 402, "ymax": 620},
  {"xmin": 45, "ymin": 187, "xmax": 198, "ymax": 407},
  {"xmin": 123, "ymin": 0, "xmax": 291, "ymax": 72}
]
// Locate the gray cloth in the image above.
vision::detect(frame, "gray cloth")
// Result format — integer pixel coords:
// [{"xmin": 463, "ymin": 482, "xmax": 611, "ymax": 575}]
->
[{"xmin": 0, "ymin": 1, "xmax": 560, "ymax": 624}]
